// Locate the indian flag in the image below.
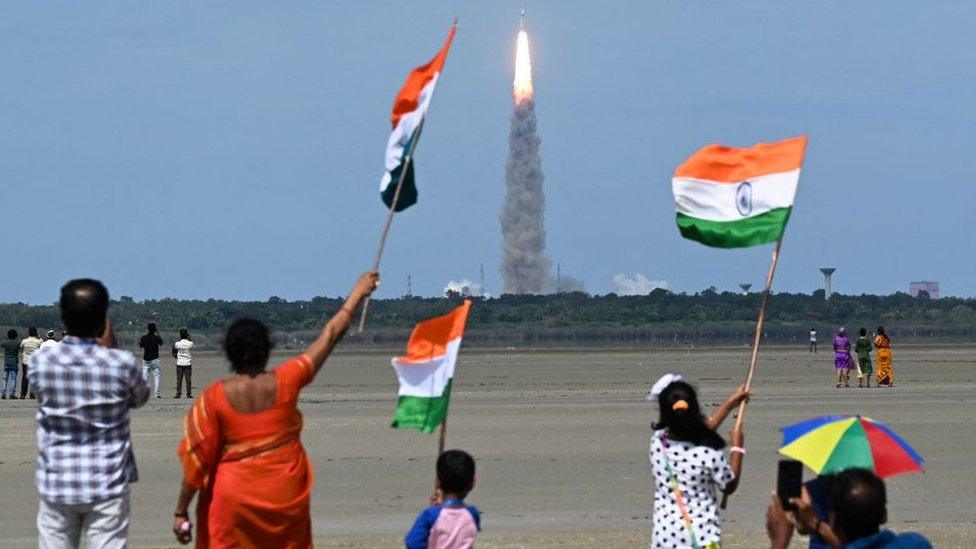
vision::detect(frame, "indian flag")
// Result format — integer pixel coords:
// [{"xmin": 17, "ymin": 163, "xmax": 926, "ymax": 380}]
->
[
  {"xmin": 391, "ymin": 299, "xmax": 472, "ymax": 434},
  {"xmin": 380, "ymin": 23, "xmax": 456, "ymax": 212},
  {"xmin": 672, "ymin": 135, "xmax": 808, "ymax": 248}
]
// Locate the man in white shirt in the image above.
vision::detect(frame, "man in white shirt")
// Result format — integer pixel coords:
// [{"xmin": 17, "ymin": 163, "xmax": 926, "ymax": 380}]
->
[
  {"xmin": 40, "ymin": 330, "xmax": 60, "ymax": 351},
  {"xmin": 19, "ymin": 327, "xmax": 44, "ymax": 399},
  {"xmin": 172, "ymin": 329, "xmax": 194, "ymax": 399},
  {"xmin": 809, "ymin": 328, "xmax": 818, "ymax": 354}
]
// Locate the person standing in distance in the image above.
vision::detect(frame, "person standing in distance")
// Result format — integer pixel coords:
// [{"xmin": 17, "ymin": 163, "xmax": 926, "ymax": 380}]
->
[
  {"xmin": 28, "ymin": 279, "xmax": 150, "ymax": 548},
  {"xmin": 140, "ymin": 323, "xmax": 163, "ymax": 398},
  {"xmin": 19, "ymin": 327, "xmax": 44, "ymax": 399},
  {"xmin": 809, "ymin": 327, "xmax": 818, "ymax": 354},
  {"xmin": 2, "ymin": 329, "xmax": 21, "ymax": 399},
  {"xmin": 172, "ymin": 329, "xmax": 194, "ymax": 399},
  {"xmin": 40, "ymin": 330, "xmax": 60, "ymax": 351}
]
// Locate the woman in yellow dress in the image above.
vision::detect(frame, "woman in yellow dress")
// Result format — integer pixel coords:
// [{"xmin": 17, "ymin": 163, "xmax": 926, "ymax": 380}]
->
[{"xmin": 874, "ymin": 326, "xmax": 893, "ymax": 387}]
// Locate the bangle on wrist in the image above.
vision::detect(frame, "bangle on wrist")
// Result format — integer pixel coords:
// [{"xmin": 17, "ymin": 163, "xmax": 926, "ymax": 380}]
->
[
  {"xmin": 174, "ymin": 511, "xmax": 189, "ymax": 518},
  {"xmin": 729, "ymin": 446, "xmax": 746, "ymax": 455}
]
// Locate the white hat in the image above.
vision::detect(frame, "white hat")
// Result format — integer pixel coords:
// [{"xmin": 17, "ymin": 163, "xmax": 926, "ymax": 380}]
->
[{"xmin": 646, "ymin": 373, "xmax": 683, "ymax": 401}]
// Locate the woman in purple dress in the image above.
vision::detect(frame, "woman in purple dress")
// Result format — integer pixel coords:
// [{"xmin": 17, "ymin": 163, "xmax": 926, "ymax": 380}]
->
[{"xmin": 833, "ymin": 328, "xmax": 853, "ymax": 388}]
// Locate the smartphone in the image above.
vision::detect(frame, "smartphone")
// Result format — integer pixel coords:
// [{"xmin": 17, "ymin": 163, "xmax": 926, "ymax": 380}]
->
[{"xmin": 777, "ymin": 459, "xmax": 803, "ymax": 511}]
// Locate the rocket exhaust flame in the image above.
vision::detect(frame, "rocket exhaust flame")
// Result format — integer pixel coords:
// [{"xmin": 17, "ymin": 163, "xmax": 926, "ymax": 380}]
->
[
  {"xmin": 513, "ymin": 29, "xmax": 534, "ymax": 105},
  {"xmin": 500, "ymin": 14, "xmax": 586, "ymax": 295},
  {"xmin": 502, "ymin": 15, "xmax": 548, "ymax": 294}
]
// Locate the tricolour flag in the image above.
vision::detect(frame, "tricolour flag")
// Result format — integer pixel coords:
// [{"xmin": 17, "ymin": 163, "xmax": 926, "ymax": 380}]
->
[
  {"xmin": 672, "ymin": 135, "xmax": 807, "ymax": 248},
  {"xmin": 380, "ymin": 24, "xmax": 457, "ymax": 212},
  {"xmin": 391, "ymin": 299, "xmax": 472, "ymax": 434}
]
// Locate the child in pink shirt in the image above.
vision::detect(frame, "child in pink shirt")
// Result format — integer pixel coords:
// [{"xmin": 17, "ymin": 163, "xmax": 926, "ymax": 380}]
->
[{"xmin": 405, "ymin": 450, "xmax": 480, "ymax": 549}]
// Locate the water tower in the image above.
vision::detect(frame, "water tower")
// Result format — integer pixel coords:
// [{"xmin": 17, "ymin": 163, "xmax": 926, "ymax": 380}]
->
[
  {"xmin": 820, "ymin": 268, "xmax": 836, "ymax": 300},
  {"xmin": 739, "ymin": 283, "xmax": 752, "ymax": 295}
]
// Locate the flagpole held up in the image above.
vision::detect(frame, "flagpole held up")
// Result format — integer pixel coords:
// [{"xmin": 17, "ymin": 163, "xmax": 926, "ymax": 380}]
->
[
  {"xmin": 358, "ymin": 119, "xmax": 426, "ymax": 333},
  {"xmin": 720, "ymin": 237, "xmax": 783, "ymax": 510},
  {"xmin": 359, "ymin": 19, "xmax": 458, "ymax": 333},
  {"xmin": 734, "ymin": 237, "xmax": 782, "ymax": 430}
]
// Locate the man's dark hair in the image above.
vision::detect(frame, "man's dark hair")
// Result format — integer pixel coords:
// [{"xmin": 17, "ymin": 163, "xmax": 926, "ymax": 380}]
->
[
  {"xmin": 180, "ymin": 328, "xmax": 189, "ymax": 340},
  {"xmin": 829, "ymin": 468, "xmax": 887, "ymax": 542},
  {"xmin": 859, "ymin": 327, "xmax": 867, "ymax": 337},
  {"xmin": 437, "ymin": 449, "xmax": 476, "ymax": 497},
  {"xmin": 6, "ymin": 329, "xmax": 17, "ymax": 339},
  {"xmin": 60, "ymin": 279, "xmax": 109, "ymax": 338},
  {"xmin": 28, "ymin": 327, "xmax": 38, "ymax": 337},
  {"xmin": 147, "ymin": 322, "xmax": 157, "ymax": 334},
  {"xmin": 223, "ymin": 318, "xmax": 273, "ymax": 374}
]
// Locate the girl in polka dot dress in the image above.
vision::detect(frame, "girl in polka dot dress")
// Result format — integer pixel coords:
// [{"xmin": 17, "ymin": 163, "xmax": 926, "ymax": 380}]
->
[{"xmin": 648, "ymin": 374, "xmax": 750, "ymax": 548}]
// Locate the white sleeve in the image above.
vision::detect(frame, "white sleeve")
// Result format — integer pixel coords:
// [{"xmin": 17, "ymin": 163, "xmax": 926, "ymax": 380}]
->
[{"xmin": 710, "ymin": 450, "xmax": 735, "ymax": 490}]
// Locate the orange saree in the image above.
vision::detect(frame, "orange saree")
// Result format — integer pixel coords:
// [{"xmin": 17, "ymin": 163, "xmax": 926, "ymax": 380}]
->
[
  {"xmin": 179, "ymin": 355, "xmax": 316, "ymax": 548},
  {"xmin": 874, "ymin": 334, "xmax": 893, "ymax": 385}
]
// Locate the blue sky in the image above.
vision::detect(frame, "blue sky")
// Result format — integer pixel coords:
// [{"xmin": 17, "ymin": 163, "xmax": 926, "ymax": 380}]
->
[{"xmin": 3, "ymin": 1, "xmax": 973, "ymax": 303}]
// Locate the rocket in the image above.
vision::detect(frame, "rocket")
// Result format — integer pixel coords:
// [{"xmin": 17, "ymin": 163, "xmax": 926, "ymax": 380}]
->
[{"xmin": 520, "ymin": 9, "xmax": 526, "ymax": 28}]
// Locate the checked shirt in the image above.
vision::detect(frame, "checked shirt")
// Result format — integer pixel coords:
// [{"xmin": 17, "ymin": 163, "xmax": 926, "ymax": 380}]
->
[{"xmin": 27, "ymin": 336, "xmax": 150, "ymax": 505}]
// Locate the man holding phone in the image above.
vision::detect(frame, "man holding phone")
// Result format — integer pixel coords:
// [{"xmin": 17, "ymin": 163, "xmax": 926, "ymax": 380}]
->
[
  {"xmin": 767, "ymin": 468, "xmax": 932, "ymax": 548},
  {"xmin": 775, "ymin": 461, "xmax": 838, "ymax": 548}
]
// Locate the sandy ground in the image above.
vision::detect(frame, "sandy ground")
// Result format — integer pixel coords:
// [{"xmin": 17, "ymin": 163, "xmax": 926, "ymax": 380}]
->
[{"xmin": 1, "ymin": 344, "xmax": 974, "ymax": 548}]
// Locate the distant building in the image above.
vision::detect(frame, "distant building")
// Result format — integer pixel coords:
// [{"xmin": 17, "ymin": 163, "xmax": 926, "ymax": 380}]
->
[{"xmin": 909, "ymin": 281, "xmax": 940, "ymax": 299}]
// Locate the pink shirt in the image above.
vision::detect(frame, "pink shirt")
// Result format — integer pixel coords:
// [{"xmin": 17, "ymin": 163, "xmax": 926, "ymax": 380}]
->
[
  {"xmin": 405, "ymin": 502, "xmax": 480, "ymax": 549},
  {"xmin": 428, "ymin": 507, "xmax": 478, "ymax": 549}
]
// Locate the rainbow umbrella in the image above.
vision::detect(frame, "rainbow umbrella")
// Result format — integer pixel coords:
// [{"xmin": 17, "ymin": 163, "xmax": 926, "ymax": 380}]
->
[{"xmin": 778, "ymin": 415, "xmax": 923, "ymax": 478}]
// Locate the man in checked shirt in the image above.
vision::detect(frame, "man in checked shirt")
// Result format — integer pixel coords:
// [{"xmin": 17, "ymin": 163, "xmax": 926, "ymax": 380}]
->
[{"xmin": 27, "ymin": 279, "xmax": 150, "ymax": 549}]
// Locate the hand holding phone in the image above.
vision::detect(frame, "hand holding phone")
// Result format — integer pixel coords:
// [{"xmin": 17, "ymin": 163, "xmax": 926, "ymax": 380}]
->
[{"xmin": 777, "ymin": 459, "xmax": 803, "ymax": 511}]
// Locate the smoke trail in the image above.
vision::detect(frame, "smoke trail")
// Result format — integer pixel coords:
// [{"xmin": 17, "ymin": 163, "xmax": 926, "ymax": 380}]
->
[{"xmin": 500, "ymin": 98, "xmax": 551, "ymax": 294}]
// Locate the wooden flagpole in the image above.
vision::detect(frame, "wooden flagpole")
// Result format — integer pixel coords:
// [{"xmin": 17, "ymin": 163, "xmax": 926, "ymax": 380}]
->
[
  {"xmin": 437, "ymin": 413, "xmax": 448, "ymax": 456},
  {"xmin": 359, "ymin": 19, "xmax": 458, "ymax": 334},
  {"xmin": 720, "ymin": 237, "xmax": 783, "ymax": 509},
  {"xmin": 357, "ymin": 117, "xmax": 426, "ymax": 333},
  {"xmin": 733, "ymin": 237, "xmax": 783, "ymax": 430}
]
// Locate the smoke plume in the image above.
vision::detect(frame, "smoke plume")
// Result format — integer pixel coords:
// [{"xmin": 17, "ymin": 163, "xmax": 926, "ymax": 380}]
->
[
  {"xmin": 443, "ymin": 279, "xmax": 484, "ymax": 298},
  {"xmin": 501, "ymin": 25, "xmax": 551, "ymax": 294},
  {"xmin": 611, "ymin": 274, "xmax": 668, "ymax": 296}
]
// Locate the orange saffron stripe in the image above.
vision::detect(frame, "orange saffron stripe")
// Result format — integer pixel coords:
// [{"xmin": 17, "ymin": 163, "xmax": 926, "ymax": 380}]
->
[{"xmin": 674, "ymin": 135, "xmax": 807, "ymax": 183}]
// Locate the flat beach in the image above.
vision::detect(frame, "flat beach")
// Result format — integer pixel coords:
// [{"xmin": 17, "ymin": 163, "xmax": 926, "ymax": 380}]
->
[{"xmin": 2, "ymin": 345, "xmax": 973, "ymax": 547}]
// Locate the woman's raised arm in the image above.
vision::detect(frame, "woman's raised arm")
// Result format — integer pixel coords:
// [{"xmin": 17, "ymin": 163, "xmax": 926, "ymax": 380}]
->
[{"xmin": 304, "ymin": 271, "xmax": 379, "ymax": 377}]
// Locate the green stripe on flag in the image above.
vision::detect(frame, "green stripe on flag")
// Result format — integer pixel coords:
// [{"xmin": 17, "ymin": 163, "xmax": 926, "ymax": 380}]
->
[
  {"xmin": 391, "ymin": 379, "xmax": 452, "ymax": 434},
  {"xmin": 381, "ymin": 160, "xmax": 417, "ymax": 212},
  {"xmin": 676, "ymin": 207, "xmax": 792, "ymax": 248},
  {"xmin": 381, "ymin": 127, "xmax": 419, "ymax": 212}
]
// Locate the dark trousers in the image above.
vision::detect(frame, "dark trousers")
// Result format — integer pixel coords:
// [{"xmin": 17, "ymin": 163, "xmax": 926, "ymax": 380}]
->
[
  {"xmin": 175, "ymin": 366, "xmax": 192, "ymax": 397},
  {"xmin": 809, "ymin": 341, "xmax": 817, "ymax": 353},
  {"xmin": 20, "ymin": 364, "xmax": 34, "ymax": 398}
]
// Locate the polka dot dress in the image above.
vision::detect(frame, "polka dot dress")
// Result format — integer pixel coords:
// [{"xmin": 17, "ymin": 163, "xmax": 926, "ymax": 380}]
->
[{"xmin": 650, "ymin": 429, "xmax": 735, "ymax": 548}]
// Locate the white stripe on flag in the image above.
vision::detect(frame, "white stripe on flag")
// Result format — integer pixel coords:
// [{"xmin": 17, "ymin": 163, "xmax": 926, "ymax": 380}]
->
[
  {"xmin": 391, "ymin": 337, "xmax": 460, "ymax": 398},
  {"xmin": 380, "ymin": 73, "xmax": 440, "ymax": 193},
  {"xmin": 672, "ymin": 169, "xmax": 800, "ymax": 222}
]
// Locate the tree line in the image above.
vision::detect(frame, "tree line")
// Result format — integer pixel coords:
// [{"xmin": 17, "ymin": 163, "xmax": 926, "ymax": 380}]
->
[{"xmin": 2, "ymin": 290, "xmax": 973, "ymax": 348}]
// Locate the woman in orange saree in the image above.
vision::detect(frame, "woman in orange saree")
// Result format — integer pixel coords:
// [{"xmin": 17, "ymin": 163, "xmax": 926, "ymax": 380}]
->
[
  {"xmin": 172, "ymin": 271, "xmax": 378, "ymax": 547},
  {"xmin": 874, "ymin": 326, "xmax": 894, "ymax": 387}
]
